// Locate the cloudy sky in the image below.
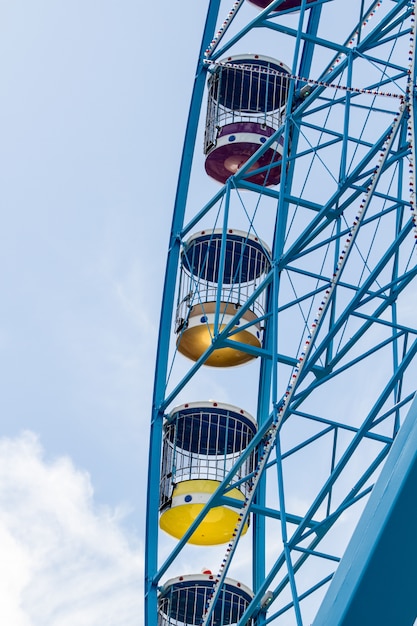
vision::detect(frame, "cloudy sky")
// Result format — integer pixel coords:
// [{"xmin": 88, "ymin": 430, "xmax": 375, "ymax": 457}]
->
[
  {"xmin": 1, "ymin": 2, "xmax": 416, "ymax": 625},
  {"xmin": 0, "ymin": 1, "xmax": 209, "ymax": 623}
]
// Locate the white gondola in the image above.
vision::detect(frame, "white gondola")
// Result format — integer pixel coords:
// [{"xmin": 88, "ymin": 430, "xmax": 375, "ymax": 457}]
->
[{"xmin": 158, "ymin": 573, "xmax": 254, "ymax": 625}]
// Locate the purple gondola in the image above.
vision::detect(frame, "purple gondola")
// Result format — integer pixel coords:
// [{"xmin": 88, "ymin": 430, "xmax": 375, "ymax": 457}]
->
[
  {"xmin": 204, "ymin": 54, "xmax": 290, "ymax": 186},
  {"xmin": 248, "ymin": 0, "xmax": 317, "ymax": 10}
]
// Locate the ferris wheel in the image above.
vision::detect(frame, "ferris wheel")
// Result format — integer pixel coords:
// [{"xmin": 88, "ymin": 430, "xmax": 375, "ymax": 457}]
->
[{"xmin": 145, "ymin": 1, "xmax": 417, "ymax": 625}]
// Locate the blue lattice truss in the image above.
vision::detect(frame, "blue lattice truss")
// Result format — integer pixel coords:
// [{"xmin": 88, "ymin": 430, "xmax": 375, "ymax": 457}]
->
[{"xmin": 145, "ymin": 1, "xmax": 417, "ymax": 624}]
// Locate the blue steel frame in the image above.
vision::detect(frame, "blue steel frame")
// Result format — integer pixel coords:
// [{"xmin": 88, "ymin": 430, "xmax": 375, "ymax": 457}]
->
[
  {"xmin": 145, "ymin": 1, "xmax": 417, "ymax": 624},
  {"xmin": 312, "ymin": 394, "xmax": 417, "ymax": 625},
  {"xmin": 144, "ymin": 2, "xmax": 223, "ymax": 623}
]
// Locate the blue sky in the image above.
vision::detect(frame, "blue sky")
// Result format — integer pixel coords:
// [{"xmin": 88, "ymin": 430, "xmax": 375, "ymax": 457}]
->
[{"xmin": 0, "ymin": 1, "xmax": 208, "ymax": 623}]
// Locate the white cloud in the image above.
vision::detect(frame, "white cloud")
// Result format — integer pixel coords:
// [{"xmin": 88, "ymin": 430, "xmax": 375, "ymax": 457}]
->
[{"xmin": 0, "ymin": 432, "xmax": 143, "ymax": 626}]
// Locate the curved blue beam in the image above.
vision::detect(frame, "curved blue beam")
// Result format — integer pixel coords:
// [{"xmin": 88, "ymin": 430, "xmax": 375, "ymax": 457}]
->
[{"xmin": 313, "ymin": 394, "xmax": 417, "ymax": 626}]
